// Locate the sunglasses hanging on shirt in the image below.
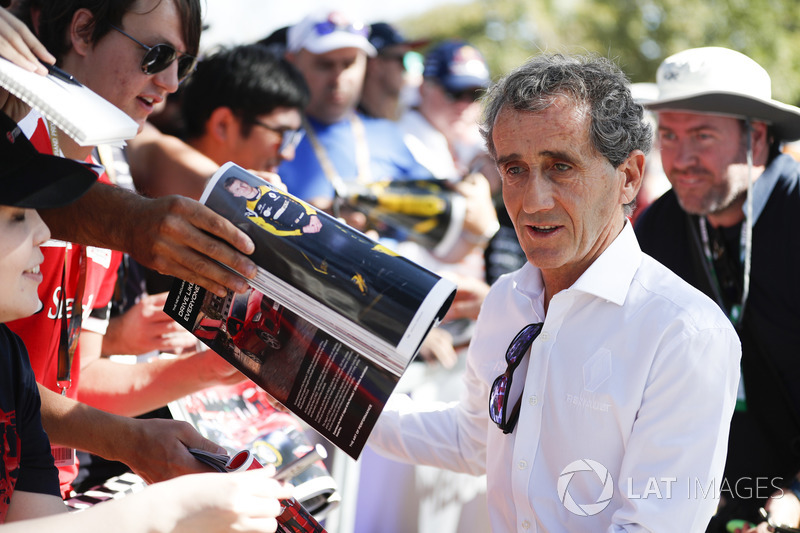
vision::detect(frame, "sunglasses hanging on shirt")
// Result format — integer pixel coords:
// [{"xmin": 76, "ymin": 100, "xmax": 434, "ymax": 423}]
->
[{"xmin": 489, "ymin": 322, "xmax": 544, "ymax": 434}]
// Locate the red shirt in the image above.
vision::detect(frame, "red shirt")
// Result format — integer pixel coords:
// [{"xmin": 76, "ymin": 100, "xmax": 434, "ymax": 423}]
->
[{"xmin": 6, "ymin": 113, "xmax": 122, "ymax": 496}]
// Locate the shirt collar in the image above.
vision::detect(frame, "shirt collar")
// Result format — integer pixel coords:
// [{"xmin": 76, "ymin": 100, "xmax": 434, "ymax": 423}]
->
[{"xmin": 513, "ymin": 221, "xmax": 641, "ymax": 308}]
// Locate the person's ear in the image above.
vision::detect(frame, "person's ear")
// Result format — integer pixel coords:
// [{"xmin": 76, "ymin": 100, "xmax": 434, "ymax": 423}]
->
[
  {"xmin": 207, "ymin": 107, "xmax": 238, "ymax": 143},
  {"xmin": 618, "ymin": 149, "xmax": 646, "ymax": 206},
  {"xmin": 750, "ymin": 121, "xmax": 770, "ymax": 166},
  {"xmin": 69, "ymin": 8, "xmax": 95, "ymax": 57}
]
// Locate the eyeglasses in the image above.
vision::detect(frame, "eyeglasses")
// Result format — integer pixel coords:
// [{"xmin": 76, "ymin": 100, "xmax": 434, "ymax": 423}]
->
[
  {"xmin": 443, "ymin": 86, "xmax": 483, "ymax": 103},
  {"xmin": 313, "ymin": 21, "xmax": 369, "ymax": 37},
  {"xmin": 489, "ymin": 323, "xmax": 543, "ymax": 434},
  {"xmin": 250, "ymin": 119, "xmax": 305, "ymax": 153},
  {"xmin": 109, "ymin": 24, "xmax": 197, "ymax": 82}
]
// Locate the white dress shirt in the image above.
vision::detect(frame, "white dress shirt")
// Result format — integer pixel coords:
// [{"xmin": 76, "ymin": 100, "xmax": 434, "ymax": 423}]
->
[{"xmin": 369, "ymin": 223, "xmax": 741, "ymax": 532}]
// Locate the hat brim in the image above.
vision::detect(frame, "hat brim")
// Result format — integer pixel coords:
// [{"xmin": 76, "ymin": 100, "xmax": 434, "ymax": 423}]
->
[
  {"xmin": 646, "ymin": 92, "xmax": 800, "ymax": 141},
  {"xmin": 303, "ymin": 34, "xmax": 377, "ymax": 57},
  {"xmin": 8, "ymin": 155, "xmax": 100, "ymax": 209},
  {"xmin": 440, "ymin": 74, "xmax": 491, "ymax": 93}
]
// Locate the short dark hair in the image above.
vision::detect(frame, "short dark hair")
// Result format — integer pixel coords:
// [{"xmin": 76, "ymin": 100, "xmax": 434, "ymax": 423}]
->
[
  {"xmin": 13, "ymin": 0, "xmax": 202, "ymax": 62},
  {"xmin": 180, "ymin": 44, "xmax": 310, "ymax": 140},
  {"xmin": 481, "ymin": 53, "xmax": 652, "ymax": 168}
]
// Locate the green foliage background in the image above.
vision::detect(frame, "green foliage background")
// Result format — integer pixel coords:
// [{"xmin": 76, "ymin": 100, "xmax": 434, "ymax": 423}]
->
[{"xmin": 395, "ymin": 0, "xmax": 800, "ymax": 105}]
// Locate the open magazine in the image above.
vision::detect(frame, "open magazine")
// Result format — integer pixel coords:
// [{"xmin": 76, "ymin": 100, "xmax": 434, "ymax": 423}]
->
[{"xmin": 165, "ymin": 163, "xmax": 456, "ymax": 459}]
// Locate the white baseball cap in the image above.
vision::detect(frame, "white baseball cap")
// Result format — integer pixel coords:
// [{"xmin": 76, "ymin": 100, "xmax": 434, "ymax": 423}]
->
[
  {"xmin": 646, "ymin": 46, "xmax": 800, "ymax": 141},
  {"xmin": 287, "ymin": 10, "xmax": 376, "ymax": 57}
]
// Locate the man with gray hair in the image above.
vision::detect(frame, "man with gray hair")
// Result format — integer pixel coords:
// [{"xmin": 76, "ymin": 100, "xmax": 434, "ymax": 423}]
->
[
  {"xmin": 368, "ymin": 53, "xmax": 740, "ymax": 531},
  {"xmin": 635, "ymin": 47, "xmax": 800, "ymax": 532}
]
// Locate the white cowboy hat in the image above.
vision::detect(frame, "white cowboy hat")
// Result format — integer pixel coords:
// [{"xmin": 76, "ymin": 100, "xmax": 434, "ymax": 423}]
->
[{"xmin": 646, "ymin": 46, "xmax": 800, "ymax": 141}]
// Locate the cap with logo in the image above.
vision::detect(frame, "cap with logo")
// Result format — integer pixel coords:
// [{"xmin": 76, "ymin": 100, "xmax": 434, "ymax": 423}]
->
[
  {"xmin": 646, "ymin": 46, "xmax": 800, "ymax": 141},
  {"xmin": 0, "ymin": 112, "xmax": 99, "ymax": 209},
  {"xmin": 423, "ymin": 40, "xmax": 491, "ymax": 93},
  {"xmin": 287, "ymin": 10, "xmax": 376, "ymax": 57}
]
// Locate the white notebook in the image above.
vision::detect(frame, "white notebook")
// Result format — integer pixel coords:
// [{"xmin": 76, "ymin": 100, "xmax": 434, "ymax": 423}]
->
[{"xmin": 0, "ymin": 57, "xmax": 138, "ymax": 147}]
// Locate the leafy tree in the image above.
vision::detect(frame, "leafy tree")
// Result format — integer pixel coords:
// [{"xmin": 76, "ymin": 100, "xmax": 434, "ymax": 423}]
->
[{"xmin": 398, "ymin": 0, "xmax": 800, "ymax": 105}]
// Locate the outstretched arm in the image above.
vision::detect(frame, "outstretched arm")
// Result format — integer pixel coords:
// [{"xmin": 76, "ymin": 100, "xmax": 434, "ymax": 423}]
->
[
  {"xmin": 2, "ymin": 469, "xmax": 293, "ymax": 533},
  {"xmin": 37, "ymin": 384, "xmax": 226, "ymax": 484},
  {"xmin": 39, "ymin": 184, "xmax": 257, "ymax": 297}
]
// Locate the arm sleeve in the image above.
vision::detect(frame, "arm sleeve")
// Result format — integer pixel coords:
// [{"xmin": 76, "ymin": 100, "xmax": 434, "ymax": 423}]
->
[
  {"xmin": 608, "ymin": 326, "xmax": 741, "ymax": 532},
  {"xmin": 367, "ymin": 337, "xmax": 489, "ymax": 476}
]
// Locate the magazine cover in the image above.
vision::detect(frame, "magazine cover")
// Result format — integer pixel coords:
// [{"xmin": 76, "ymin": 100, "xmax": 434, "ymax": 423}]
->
[{"xmin": 165, "ymin": 163, "xmax": 457, "ymax": 458}]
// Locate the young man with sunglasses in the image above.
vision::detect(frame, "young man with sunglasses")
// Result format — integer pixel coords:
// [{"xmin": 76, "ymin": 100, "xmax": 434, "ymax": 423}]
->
[
  {"xmin": 1, "ymin": 0, "xmax": 257, "ymax": 497},
  {"xmin": 398, "ymin": 40, "xmax": 492, "ymax": 182},
  {"xmin": 368, "ymin": 53, "xmax": 741, "ymax": 531},
  {"xmin": 180, "ymin": 44, "xmax": 309, "ymax": 176}
]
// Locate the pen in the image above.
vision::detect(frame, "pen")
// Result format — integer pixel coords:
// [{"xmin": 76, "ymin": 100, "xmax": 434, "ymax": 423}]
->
[
  {"xmin": 39, "ymin": 59, "xmax": 82, "ymax": 87},
  {"xmin": 274, "ymin": 443, "xmax": 327, "ymax": 481}
]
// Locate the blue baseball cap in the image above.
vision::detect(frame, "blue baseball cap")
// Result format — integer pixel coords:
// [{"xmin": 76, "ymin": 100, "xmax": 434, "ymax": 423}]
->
[
  {"xmin": 368, "ymin": 22, "xmax": 428, "ymax": 54},
  {"xmin": 423, "ymin": 41, "xmax": 490, "ymax": 92}
]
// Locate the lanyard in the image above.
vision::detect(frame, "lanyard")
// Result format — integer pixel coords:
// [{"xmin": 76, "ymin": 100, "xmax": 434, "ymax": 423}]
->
[
  {"xmin": 304, "ymin": 114, "xmax": 372, "ymax": 216},
  {"xmin": 57, "ymin": 247, "xmax": 87, "ymax": 395},
  {"xmin": 697, "ymin": 216, "xmax": 747, "ymax": 326}
]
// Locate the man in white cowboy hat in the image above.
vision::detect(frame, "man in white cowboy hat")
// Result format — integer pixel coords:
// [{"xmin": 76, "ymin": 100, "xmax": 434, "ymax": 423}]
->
[{"xmin": 635, "ymin": 46, "xmax": 800, "ymax": 532}]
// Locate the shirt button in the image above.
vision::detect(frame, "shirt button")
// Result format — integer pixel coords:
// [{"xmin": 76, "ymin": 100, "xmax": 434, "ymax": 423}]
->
[
  {"xmin": 518, "ymin": 460, "xmax": 528, "ymax": 470},
  {"xmin": 522, "ymin": 520, "xmax": 531, "ymax": 529},
  {"xmin": 529, "ymin": 395, "xmax": 538, "ymax": 406},
  {"xmin": 540, "ymin": 331, "xmax": 550, "ymax": 341}
]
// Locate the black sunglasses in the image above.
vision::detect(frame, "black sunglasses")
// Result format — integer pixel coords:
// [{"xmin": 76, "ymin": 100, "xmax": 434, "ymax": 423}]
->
[
  {"xmin": 250, "ymin": 119, "xmax": 305, "ymax": 153},
  {"xmin": 443, "ymin": 86, "xmax": 483, "ymax": 103},
  {"xmin": 488, "ymin": 322, "xmax": 543, "ymax": 434},
  {"xmin": 109, "ymin": 24, "xmax": 197, "ymax": 82},
  {"xmin": 379, "ymin": 52, "xmax": 407, "ymax": 70}
]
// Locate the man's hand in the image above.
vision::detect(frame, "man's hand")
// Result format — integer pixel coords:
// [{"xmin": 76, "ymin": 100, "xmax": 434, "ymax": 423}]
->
[
  {"xmin": 126, "ymin": 194, "xmax": 257, "ymax": 297},
  {"xmin": 302, "ymin": 214, "xmax": 322, "ymax": 234},
  {"xmin": 744, "ymin": 487, "xmax": 800, "ymax": 532},
  {"xmin": 455, "ymin": 173, "xmax": 499, "ymax": 239},
  {"xmin": 188, "ymin": 347, "xmax": 247, "ymax": 387},
  {"xmin": 418, "ymin": 327, "xmax": 457, "ymax": 369},
  {"xmin": 143, "ymin": 469, "xmax": 294, "ymax": 533},
  {"xmin": 443, "ymin": 272, "xmax": 491, "ymax": 322},
  {"xmin": 103, "ymin": 292, "xmax": 197, "ymax": 356},
  {"xmin": 249, "ymin": 170, "xmax": 286, "ymax": 191},
  {"xmin": 115, "ymin": 418, "xmax": 228, "ymax": 484}
]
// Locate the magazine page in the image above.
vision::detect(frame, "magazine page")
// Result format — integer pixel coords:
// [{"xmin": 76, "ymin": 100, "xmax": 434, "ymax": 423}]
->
[
  {"xmin": 199, "ymin": 162, "xmax": 456, "ymax": 362},
  {"xmin": 165, "ymin": 284, "xmax": 405, "ymax": 459},
  {"xmin": 168, "ymin": 381, "xmax": 340, "ymax": 519}
]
